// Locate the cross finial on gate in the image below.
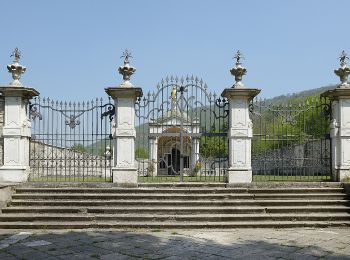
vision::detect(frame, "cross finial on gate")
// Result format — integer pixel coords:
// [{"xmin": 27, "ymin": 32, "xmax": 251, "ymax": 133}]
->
[
  {"xmin": 118, "ymin": 49, "xmax": 136, "ymax": 84},
  {"xmin": 339, "ymin": 50, "xmax": 349, "ymax": 68},
  {"xmin": 7, "ymin": 47, "xmax": 26, "ymax": 87},
  {"xmin": 335, "ymin": 50, "xmax": 350, "ymax": 88},
  {"xmin": 230, "ymin": 50, "xmax": 247, "ymax": 88}
]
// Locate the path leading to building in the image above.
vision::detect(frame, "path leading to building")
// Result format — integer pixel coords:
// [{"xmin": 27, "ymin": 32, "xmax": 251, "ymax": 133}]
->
[{"xmin": 0, "ymin": 228, "xmax": 349, "ymax": 259}]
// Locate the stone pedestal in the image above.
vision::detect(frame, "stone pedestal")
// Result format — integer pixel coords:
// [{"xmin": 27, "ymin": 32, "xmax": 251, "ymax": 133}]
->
[
  {"xmin": 222, "ymin": 88, "xmax": 260, "ymax": 183},
  {"xmin": 322, "ymin": 88, "xmax": 350, "ymax": 181},
  {"xmin": 0, "ymin": 86, "xmax": 39, "ymax": 183},
  {"xmin": 105, "ymin": 86, "xmax": 142, "ymax": 187}
]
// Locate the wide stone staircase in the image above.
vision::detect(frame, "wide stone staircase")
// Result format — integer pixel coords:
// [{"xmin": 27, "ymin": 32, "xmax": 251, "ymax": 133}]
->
[{"xmin": 0, "ymin": 183, "xmax": 349, "ymax": 228}]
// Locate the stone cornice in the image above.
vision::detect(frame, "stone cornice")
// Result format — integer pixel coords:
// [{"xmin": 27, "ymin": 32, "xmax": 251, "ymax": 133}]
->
[
  {"xmin": 0, "ymin": 86, "xmax": 39, "ymax": 98},
  {"xmin": 221, "ymin": 88, "xmax": 260, "ymax": 100},
  {"xmin": 321, "ymin": 88, "xmax": 350, "ymax": 100},
  {"xmin": 105, "ymin": 87, "xmax": 143, "ymax": 99}
]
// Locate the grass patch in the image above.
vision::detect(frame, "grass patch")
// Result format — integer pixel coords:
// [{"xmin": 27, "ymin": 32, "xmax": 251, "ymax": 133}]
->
[
  {"xmin": 29, "ymin": 176, "xmax": 112, "ymax": 182},
  {"xmin": 151, "ymin": 229, "xmax": 162, "ymax": 232},
  {"xmin": 253, "ymin": 175, "xmax": 331, "ymax": 182},
  {"xmin": 138, "ymin": 176, "xmax": 225, "ymax": 183}
]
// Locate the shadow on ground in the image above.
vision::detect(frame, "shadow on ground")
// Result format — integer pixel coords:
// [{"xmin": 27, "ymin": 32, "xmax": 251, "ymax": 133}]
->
[{"xmin": 0, "ymin": 229, "xmax": 349, "ymax": 259}]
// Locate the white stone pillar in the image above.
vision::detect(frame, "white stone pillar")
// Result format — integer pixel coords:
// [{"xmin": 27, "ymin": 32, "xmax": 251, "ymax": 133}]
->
[
  {"xmin": 221, "ymin": 88, "xmax": 260, "ymax": 183},
  {"xmin": 105, "ymin": 87, "xmax": 142, "ymax": 187},
  {"xmin": 321, "ymin": 51, "xmax": 350, "ymax": 181},
  {"xmin": 190, "ymin": 137, "xmax": 200, "ymax": 176},
  {"xmin": 0, "ymin": 87, "xmax": 39, "ymax": 183},
  {"xmin": 191, "ymin": 138, "xmax": 200, "ymax": 166},
  {"xmin": 322, "ymin": 88, "xmax": 350, "ymax": 181},
  {"xmin": 148, "ymin": 137, "xmax": 158, "ymax": 176}
]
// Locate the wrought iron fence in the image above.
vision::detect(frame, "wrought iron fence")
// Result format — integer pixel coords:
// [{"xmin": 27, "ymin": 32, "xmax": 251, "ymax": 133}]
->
[
  {"xmin": 135, "ymin": 76, "xmax": 229, "ymax": 183},
  {"xmin": 250, "ymin": 96, "xmax": 332, "ymax": 181},
  {"xmin": 29, "ymin": 97, "xmax": 114, "ymax": 182}
]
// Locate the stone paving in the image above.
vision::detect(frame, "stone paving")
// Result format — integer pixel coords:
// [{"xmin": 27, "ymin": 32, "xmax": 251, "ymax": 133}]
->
[{"xmin": 0, "ymin": 228, "xmax": 349, "ymax": 259}]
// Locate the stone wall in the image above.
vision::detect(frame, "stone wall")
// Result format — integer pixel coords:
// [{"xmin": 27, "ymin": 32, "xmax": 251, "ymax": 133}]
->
[
  {"xmin": 252, "ymin": 139, "xmax": 331, "ymax": 176},
  {"xmin": 30, "ymin": 140, "xmax": 111, "ymax": 178}
]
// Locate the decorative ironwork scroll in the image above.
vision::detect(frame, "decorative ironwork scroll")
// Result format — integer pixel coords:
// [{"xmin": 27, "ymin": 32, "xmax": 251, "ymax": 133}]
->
[{"xmin": 29, "ymin": 97, "xmax": 115, "ymax": 182}]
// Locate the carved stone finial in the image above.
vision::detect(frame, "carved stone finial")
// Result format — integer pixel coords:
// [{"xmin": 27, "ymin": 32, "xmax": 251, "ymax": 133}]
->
[
  {"xmin": 7, "ymin": 47, "xmax": 26, "ymax": 87},
  {"xmin": 230, "ymin": 50, "xmax": 247, "ymax": 88},
  {"xmin": 334, "ymin": 50, "xmax": 350, "ymax": 88},
  {"xmin": 118, "ymin": 49, "xmax": 136, "ymax": 85}
]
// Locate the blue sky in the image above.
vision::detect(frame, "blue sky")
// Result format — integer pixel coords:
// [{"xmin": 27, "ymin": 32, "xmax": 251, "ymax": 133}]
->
[{"xmin": 0, "ymin": 0, "xmax": 348, "ymax": 101}]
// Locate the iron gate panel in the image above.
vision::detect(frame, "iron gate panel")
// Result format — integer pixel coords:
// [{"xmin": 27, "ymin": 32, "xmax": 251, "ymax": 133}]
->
[
  {"xmin": 135, "ymin": 76, "xmax": 229, "ymax": 182},
  {"xmin": 29, "ymin": 97, "xmax": 114, "ymax": 182},
  {"xmin": 250, "ymin": 96, "xmax": 332, "ymax": 181}
]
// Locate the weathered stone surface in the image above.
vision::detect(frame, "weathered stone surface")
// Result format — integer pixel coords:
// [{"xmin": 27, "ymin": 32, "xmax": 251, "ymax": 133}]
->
[{"xmin": 0, "ymin": 228, "xmax": 349, "ymax": 259}]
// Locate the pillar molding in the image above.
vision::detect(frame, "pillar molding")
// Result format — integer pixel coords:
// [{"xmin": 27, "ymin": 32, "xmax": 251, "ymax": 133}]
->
[
  {"xmin": 105, "ymin": 87, "xmax": 143, "ymax": 187},
  {"xmin": 322, "ymin": 88, "xmax": 350, "ymax": 181},
  {"xmin": 221, "ymin": 88, "xmax": 260, "ymax": 183},
  {"xmin": 0, "ymin": 86, "xmax": 39, "ymax": 183}
]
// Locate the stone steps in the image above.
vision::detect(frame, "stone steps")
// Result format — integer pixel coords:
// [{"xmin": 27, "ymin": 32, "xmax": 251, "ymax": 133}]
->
[
  {"xmin": 0, "ymin": 221, "xmax": 349, "ymax": 229},
  {"xmin": 3, "ymin": 206, "xmax": 350, "ymax": 214},
  {"xmin": 0, "ymin": 184, "xmax": 349, "ymax": 229},
  {"xmin": 10, "ymin": 193, "xmax": 348, "ymax": 200},
  {"xmin": 8, "ymin": 199, "xmax": 350, "ymax": 207},
  {"xmin": 14, "ymin": 187, "xmax": 344, "ymax": 194},
  {"xmin": 0, "ymin": 213, "xmax": 349, "ymax": 222}
]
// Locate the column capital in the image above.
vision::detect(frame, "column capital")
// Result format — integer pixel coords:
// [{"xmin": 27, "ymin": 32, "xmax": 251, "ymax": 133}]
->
[{"xmin": 221, "ymin": 88, "xmax": 260, "ymax": 100}]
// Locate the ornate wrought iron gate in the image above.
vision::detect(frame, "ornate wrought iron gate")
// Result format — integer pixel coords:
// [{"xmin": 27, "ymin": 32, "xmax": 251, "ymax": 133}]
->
[
  {"xmin": 251, "ymin": 96, "xmax": 332, "ymax": 181},
  {"xmin": 135, "ymin": 76, "xmax": 229, "ymax": 182},
  {"xmin": 29, "ymin": 97, "xmax": 114, "ymax": 182}
]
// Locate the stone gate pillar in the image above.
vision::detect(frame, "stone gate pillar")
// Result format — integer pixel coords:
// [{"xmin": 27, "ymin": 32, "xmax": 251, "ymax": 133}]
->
[
  {"xmin": 321, "ymin": 51, "xmax": 350, "ymax": 181},
  {"xmin": 105, "ymin": 50, "xmax": 142, "ymax": 187},
  {"xmin": 0, "ymin": 48, "xmax": 39, "ymax": 183},
  {"xmin": 221, "ymin": 51, "xmax": 260, "ymax": 183}
]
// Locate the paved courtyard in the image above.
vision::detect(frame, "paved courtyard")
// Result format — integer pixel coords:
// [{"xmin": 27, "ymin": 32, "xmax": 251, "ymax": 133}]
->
[{"xmin": 0, "ymin": 228, "xmax": 349, "ymax": 259}]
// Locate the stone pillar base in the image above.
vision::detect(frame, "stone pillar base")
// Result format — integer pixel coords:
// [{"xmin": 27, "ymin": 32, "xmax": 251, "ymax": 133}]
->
[
  {"xmin": 336, "ymin": 169, "xmax": 350, "ymax": 182},
  {"xmin": 226, "ymin": 169, "xmax": 252, "ymax": 183},
  {"xmin": 112, "ymin": 168, "xmax": 138, "ymax": 187},
  {"xmin": 0, "ymin": 166, "xmax": 29, "ymax": 183}
]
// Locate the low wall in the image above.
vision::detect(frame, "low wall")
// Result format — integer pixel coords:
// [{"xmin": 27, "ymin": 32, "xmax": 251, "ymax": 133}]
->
[
  {"xmin": 30, "ymin": 140, "xmax": 111, "ymax": 178},
  {"xmin": 0, "ymin": 184, "xmax": 16, "ymax": 211},
  {"xmin": 252, "ymin": 139, "xmax": 331, "ymax": 176}
]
